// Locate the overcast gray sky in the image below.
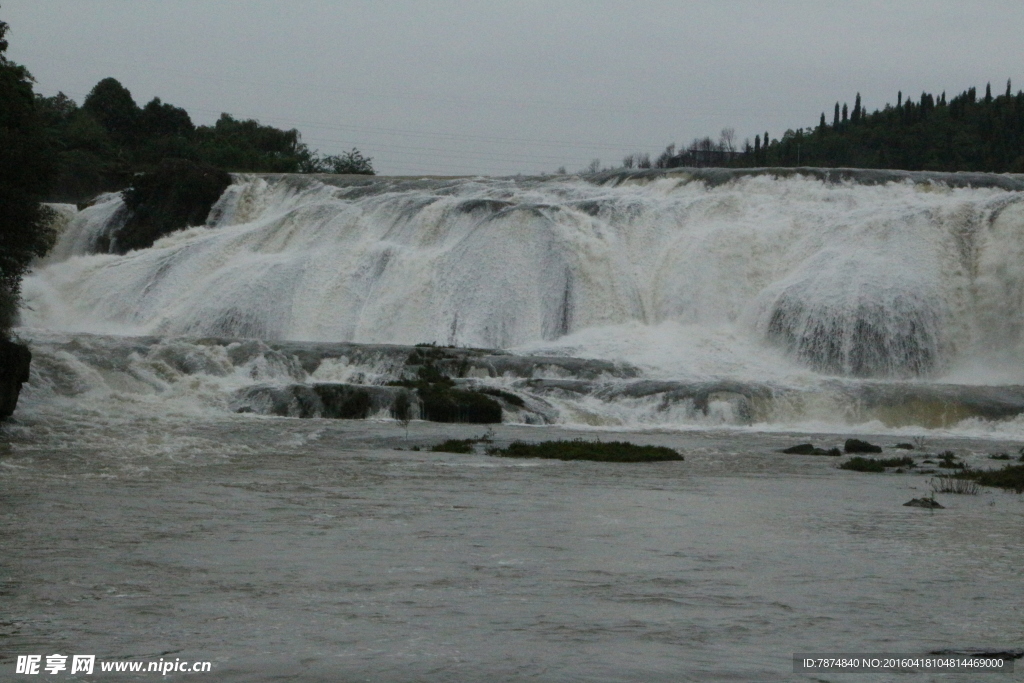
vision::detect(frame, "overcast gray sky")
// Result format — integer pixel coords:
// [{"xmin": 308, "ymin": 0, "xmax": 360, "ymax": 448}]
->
[{"xmin": 4, "ymin": 0, "xmax": 1022, "ymax": 176}]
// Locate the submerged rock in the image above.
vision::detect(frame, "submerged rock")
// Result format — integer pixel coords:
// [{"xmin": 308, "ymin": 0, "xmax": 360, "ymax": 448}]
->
[{"xmin": 903, "ymin": 498, "xmax": 944, "ymax": 509}]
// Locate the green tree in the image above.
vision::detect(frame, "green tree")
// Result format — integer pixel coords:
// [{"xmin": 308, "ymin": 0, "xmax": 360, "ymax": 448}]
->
[
  {"xmin": 138, "ymin": 97, "xmax": 194, "ymax": 138},
  {"xmin": 305, "ymin": 147, "xmax": 375, "ymax": 175},
  {"xmin": 0, "ymin": 14, "xmax": 57, "ymax": 335},
  {"xmin": 82, "ymin": 77, "xmax": 140, "ymax": 139}
]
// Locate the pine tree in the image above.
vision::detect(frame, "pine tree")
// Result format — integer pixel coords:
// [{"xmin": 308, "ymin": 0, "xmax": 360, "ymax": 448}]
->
[
  {"xmin": 897, "ymin": 91, "xmax": 902, "ymax": 108},
  {"xmin": 842, "ymin": 103, "xmax": 848, "ymax": 122},
  {"xmin": 985, "ymin": 82, "xmax": 992, "ymax": 103},
  {"xmin": 853, "ymin": 93, "xmax": 862, "ymax": 122},
  {"xmin": 834, "ymin": 102, "xmax": 840, "ymax": 126}
]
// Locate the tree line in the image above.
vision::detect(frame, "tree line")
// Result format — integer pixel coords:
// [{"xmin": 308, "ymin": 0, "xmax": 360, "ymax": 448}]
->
[
  {"xmin": 38, "ymin": 77, "xmax": 374, "ymax": 202},
  {"xmin": 630, "ymin": 81, "xmax": 1024, "ymax": 173},
  {"xmin": 0, "ymin": 11, "xmax": 372, "ymax": 338}
]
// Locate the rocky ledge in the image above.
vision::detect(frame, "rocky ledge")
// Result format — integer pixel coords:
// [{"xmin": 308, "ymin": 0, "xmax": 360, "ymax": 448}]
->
[{"xmin": 0, "ymin": 339, "xmax": 31, "ymax": 419}]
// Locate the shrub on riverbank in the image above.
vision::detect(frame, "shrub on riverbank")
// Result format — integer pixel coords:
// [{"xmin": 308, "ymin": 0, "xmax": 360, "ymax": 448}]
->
[{"xmin": 489, "ymin": 440, "xmax": 683, "ymax": 463}]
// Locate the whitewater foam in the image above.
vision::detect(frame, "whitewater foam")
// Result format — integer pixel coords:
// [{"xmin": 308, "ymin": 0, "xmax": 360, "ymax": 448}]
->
[{"xmin": 18, "ymin": 170, "xmax": 1024, "ymax": 434}]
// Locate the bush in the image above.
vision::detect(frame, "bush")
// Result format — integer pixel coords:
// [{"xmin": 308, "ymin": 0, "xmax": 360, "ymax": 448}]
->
[{"xmin": 489, "ymin": 440, "xmax": 683, "ymax": 463}]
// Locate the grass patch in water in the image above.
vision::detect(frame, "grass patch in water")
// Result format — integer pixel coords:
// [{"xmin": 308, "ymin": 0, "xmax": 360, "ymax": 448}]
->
[
  {"xmin": 957, "ymin": 464, "xmax": 1024, "ymax": 493},
  {"xmin": 430, "ymin": 439, "xmax": 477, "ymax": 454},
  {"xmin": 489, "ymin": 439, "xmax": 683, "ymax": 463},
  {"xmin": 839, "ymin": 455, "xmax": 915, "ymax": 472},
  {"xmin": 930, "ymin": 475, "xmax": 979, "ymax": 495},
  {"xmin": 937, "ymin": 451, "xmax": 966, "ymax": 469}
]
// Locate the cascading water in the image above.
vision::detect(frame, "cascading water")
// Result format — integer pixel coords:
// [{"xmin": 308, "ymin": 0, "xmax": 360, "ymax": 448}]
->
[{"xmin": 17, "ymin": 169, "xmax": 1024, "ymax": 432}]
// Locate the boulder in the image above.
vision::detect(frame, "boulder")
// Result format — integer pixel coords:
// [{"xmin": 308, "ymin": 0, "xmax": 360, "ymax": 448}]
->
[
  {"xmin": 845, "ymin": 438, "xmax": 882, "ymax": 453},
  {"xmin": 781, "ymin": 443, "xmax": 840, "ymax": 455},
  {"xmin": 903, "ymin": 498, "xmax": 944, "ymax": 509},
  {"xmin": 0, "ymin": 339, "xmax": 32, "ymax": 419}
]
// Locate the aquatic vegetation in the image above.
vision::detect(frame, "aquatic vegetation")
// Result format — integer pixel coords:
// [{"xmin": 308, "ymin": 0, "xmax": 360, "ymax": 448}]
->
[
  {"xmin": 930, "ymin": 476, "xmax": 979, "ymax": 495},
  {"xmin": 430, "ymin": 439, "xmax": 477, "ymax": 454},
  {"xmin": 937, "ymin": 451, "xmax": 965, "ymax": 469},
  {"xmin": 839, "ymin": 455, "xmax": 915, "ymax": 472},
  {"xmin": 489, "ymin": 440, "xmax": 683, "ymax": 463},
  {"xmin": 958, "ymin": 464, "xmax": 1024, "ymax": 493}
]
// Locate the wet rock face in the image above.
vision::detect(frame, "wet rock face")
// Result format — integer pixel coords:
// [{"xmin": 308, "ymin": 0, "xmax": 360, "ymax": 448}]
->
[
  {"xmin": 0, "ymin": 339, "xmax": 32, "ymax": 419},
  {"xmin": 764, "ymin": 285, "xmax": 942, "ymax": 379}
]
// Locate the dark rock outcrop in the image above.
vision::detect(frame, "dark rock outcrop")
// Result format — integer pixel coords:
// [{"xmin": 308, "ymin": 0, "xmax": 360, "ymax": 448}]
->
[
  {"xmin": 904, "ymin": 498, "xmax": 944, "ymax": 509},
  {"xmin": 0, "ymin": 339, "xmax": 32, "ymax": 419},
  {"xmin": 845, "ymin": 438, "xmax": 883, "ymax": 453},
  {"xmin": 108, "ymin": 159, "xmax": 231, "ymax": 254},
  {"xmin": 781, "ymin": 443, "xmax": 840, "ymax": 455},
  {"xmin": 230, "ymin": 383, "xmax": 413, "ymax": 419}
]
